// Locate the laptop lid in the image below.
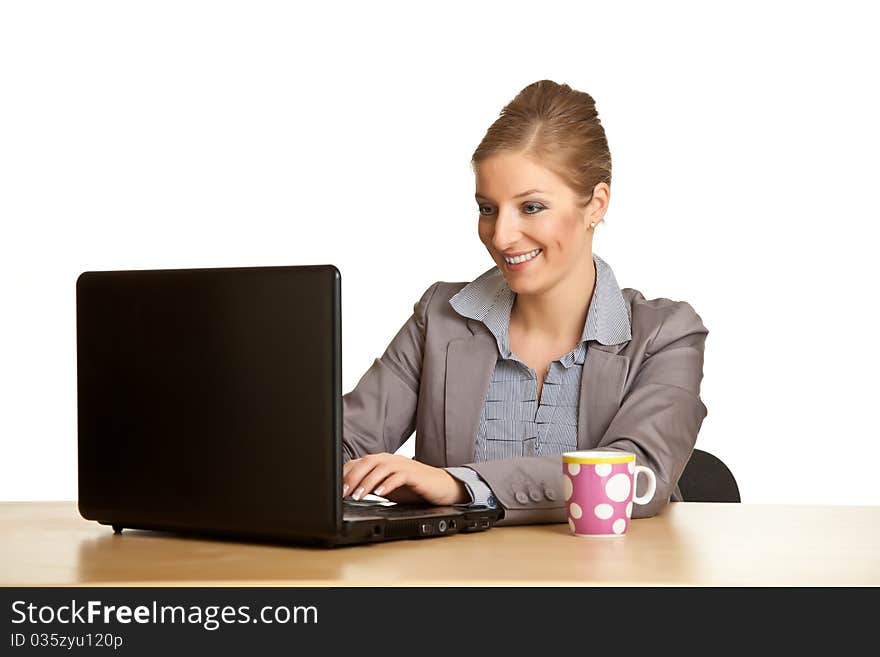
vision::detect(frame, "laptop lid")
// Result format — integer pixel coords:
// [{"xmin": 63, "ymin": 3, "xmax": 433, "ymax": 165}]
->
[{"xmin": 76, "ymin": 264, "xmax": 344, "ymax": 543}]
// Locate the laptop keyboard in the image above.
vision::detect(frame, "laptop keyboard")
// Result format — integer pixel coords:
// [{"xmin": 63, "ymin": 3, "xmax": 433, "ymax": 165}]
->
[{"xmin": 343, "ymin": 500, "xmax": 454, "ymax": 519}]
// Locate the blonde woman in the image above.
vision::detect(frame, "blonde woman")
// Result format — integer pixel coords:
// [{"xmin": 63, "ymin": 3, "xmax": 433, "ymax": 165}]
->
[{"xmin": 341, "ymin": 80, "xmax": 708, "ymax": 526}]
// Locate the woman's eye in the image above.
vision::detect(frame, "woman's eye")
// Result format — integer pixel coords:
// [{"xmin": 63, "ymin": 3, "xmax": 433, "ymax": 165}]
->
[{"xmin": 478, "ymin": 203, "xmax": 545, "ymax": 216}]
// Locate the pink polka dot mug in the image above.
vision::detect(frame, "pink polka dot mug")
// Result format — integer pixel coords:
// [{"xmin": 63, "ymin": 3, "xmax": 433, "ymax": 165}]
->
[{"xmin": 562, "ymin": 450, "xmax": 657, "ymax": 537}]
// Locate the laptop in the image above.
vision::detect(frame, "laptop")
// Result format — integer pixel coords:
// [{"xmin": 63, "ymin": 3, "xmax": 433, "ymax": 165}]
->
[{"xmin": 76, "ymin": 264, "xmax": 502, "ymax": 547}]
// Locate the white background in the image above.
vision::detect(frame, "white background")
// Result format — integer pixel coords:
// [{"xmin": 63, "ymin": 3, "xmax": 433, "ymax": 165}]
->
[{"xmin": 1, "ymin": 1, "xmax": 878, "ymax": 505}]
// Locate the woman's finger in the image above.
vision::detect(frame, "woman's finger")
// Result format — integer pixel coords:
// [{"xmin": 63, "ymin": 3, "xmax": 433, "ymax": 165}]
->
[
  {"xmin": 370, "ymin": 471, "xmax": 407, "ymax": 498},
  {"xmin": 350, "ymin": 461, "xmax": 396, "ymax": 500},
  {"xmin": 342, "ymin": 458, "xmax": 359, "ymax": 491},
  {"xmin": 342, "ymin": 457, "xmax": 380, "ymax": 497},
  {"xmin": 342, "ymin": 454, "xmax": 396, "ymax": 498}
]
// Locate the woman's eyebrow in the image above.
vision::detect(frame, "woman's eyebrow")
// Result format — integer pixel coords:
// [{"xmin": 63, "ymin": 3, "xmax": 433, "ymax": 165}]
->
[{"xmin": 475, "ymin": 189, "xmax": 547, "ymax": 201}]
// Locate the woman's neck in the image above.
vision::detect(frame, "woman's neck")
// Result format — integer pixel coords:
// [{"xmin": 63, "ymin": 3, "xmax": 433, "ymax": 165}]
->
[{"xmin": 509, "ymin": 255, "xmax": 597, "ymax": 345}]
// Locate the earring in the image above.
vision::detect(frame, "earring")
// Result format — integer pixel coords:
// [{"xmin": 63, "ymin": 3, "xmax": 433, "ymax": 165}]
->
[{"xmin": 590, "ymin": 222, "xmax": 597, "ymax": 228}]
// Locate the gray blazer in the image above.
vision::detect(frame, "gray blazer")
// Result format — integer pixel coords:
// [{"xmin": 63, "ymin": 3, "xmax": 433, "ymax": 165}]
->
[{"xmin": 342, "ymin": 274, "xmax": 709, "ymax": 526}]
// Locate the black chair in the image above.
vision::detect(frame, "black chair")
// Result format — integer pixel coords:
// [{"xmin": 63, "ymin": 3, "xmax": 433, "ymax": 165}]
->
[{"xmin": 677, "ymin": 448, "xmax": 740, "ymax": 502}]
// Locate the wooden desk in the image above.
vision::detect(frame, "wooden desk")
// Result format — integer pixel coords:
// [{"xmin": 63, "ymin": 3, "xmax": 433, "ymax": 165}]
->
[{"xmin": 2, "ymin": 502, "xmax": 878, "ymax": 586}]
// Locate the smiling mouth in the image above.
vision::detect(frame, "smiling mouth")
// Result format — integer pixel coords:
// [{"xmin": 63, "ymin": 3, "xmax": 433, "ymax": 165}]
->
[{"xmin": 502, "ymin": 248, "xmax": 542, "ymax": 265}]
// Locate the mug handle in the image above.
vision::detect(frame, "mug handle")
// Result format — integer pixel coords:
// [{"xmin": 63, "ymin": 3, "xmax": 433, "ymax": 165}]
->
[{"xmin": 632, "ymin": 466, "xmax": 657, "ymax": 505}]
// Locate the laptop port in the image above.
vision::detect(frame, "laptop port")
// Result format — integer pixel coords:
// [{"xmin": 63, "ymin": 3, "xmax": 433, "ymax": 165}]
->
[
  {"xmin": 480, "ymin": 517, "xmax": 490, "ymax": 529},
  {"xmin": 438, "ymin": 520, "xmax": 447, "ymax": 533},
  {"xmin": 449, "ymin": 520, "xmax": 457, "ymax": 529},
  {"xmin": 372, "ymin": 525, "xmax": 382, "ymax": 536}
]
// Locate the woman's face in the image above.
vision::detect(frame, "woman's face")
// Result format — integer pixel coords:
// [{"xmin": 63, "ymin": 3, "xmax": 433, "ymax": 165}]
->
[{"xmin": 475, "ymin": 151, "xmax": 606, "ymax": 295}]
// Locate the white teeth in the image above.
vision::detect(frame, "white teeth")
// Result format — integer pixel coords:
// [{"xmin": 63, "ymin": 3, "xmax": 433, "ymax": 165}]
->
[{"xmin": 504, "ymin": 249, "xmax": 541, "ymax": 264}]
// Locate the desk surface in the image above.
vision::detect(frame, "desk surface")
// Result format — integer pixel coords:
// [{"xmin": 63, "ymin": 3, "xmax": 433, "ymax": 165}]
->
[{"xmin": 2, "ymin": 502, "xmax": 879, "ymax": 586}]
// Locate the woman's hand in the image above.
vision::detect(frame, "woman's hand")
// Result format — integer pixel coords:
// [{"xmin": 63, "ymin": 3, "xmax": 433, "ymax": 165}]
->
[{"xmin": 342, "ymin": 453, "xmax": 469, "ymax": 506}]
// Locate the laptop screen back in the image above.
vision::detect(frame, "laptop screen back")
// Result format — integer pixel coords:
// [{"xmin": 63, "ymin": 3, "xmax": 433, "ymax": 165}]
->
[{"xmin": 76, "ymin": 264, "xmax": 342, "ymax": 540}]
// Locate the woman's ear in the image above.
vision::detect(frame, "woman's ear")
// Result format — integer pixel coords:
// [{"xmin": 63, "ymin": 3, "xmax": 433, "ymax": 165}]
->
[{"xmin": 583, "ymin": 182, "xmax": 610, "ymax": 228}]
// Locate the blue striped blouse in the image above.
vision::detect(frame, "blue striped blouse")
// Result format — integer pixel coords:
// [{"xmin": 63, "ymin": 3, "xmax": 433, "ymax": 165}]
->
[{"xmin": 443, "ymin": 253, "xmax": 633, "ymax": 508}]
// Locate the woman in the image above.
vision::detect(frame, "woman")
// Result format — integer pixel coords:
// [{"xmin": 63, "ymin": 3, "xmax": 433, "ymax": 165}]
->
[{"xmin": 341, "ymin": 80, "xmax": 708, "ymax": 526}]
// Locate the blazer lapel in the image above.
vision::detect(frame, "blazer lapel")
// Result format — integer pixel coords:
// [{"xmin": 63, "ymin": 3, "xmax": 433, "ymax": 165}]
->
[
  {"xmin": 444, "ymin": 319, "xmax": 498, "ymax": 466},
  {"xmin": 577, "ymin": 343, "xmax": 631, "ymax": 449},
  {"xmin": 443, "ymin": 320, "xmax": 632, "ymax": 463}
]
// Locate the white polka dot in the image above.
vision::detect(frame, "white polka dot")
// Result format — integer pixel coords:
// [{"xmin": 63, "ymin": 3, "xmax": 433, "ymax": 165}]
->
[
  {"xmin": 626, "ymin": 502, "xmax": 633, "ymax": 518},
  {"xmin": 567, "ymin": 463, "xmax": 580, "ymax": 476},
  {"xmin": 563, "ymin": 475, "xmax": 573, "ymax": 501},
  {"xmin": 628, "ymin": 461, "xmax": 635, "ymax": 474},
  {"xmin": 595, "ymin": 463, "xmax": 612, "ymax": 477},
  {"xmin": 613, "ymin": 518, "xmax": 626, "ymax": 534},
  {"xmin": 594, "ymin": 503, "xmax": 613, "ymax": 519},
  {"xmin": 605, "ymin": 473, "xmax": 631, "ymax": 502},
  {"xmin": 568, "ymin": 518, "xmax": 576, "ymax": 534},
  {"xmin": 569, "ymin": 502, "xmax": 583, "ymax": 519}
]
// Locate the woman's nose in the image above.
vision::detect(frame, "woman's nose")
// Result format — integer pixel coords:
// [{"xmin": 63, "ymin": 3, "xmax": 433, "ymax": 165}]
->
[{"xmin": 492, "ymin": 209, "xmax": 521, "ymax": 249}]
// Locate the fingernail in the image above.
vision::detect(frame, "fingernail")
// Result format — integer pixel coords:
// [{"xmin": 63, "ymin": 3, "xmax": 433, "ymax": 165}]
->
[
  {"xmin": 353, "ymin": 487, "xmax": 364, "ymax": 501},
  {"xmin": 374, "ymin": 486, "xmax": 384, "ymax": 496},
  {"xmin": 343, "ymin": 483, "xmax": 349, "ymax": 496}
]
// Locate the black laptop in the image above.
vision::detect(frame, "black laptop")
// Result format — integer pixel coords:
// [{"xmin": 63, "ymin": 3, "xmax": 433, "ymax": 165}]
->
[{"xmin": 75, "ymin": 264, "xmax": 501, "ymax": 547}]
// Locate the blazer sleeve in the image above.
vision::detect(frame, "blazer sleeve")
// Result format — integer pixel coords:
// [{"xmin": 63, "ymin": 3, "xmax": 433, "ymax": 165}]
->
[
  {"xmin": 466, "ymin": 301, "xmax": 709, "ymax": 526},
  {"xmin": 341, "ymin": 281, "xmax": 441, "ymax": 464}
]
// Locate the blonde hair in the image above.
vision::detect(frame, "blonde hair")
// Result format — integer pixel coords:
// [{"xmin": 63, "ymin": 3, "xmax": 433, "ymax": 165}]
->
[{"xmin": 472, "ymin": 80, "xmax": 612, "ymax": 208}]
